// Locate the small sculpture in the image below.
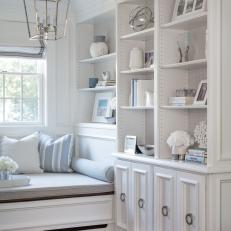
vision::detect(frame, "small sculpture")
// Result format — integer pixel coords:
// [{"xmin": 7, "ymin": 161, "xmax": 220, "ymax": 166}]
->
[
  {"xmin": 167, "ymin": 130, "xmax": 194, "ymax": 160},
  {"xmin": 129, "ymin": 6, "xmax": 154, "ymax": 32},
  {"xmin": 194, "ymin": 121, "xmax": 207, "ymax": 149}
]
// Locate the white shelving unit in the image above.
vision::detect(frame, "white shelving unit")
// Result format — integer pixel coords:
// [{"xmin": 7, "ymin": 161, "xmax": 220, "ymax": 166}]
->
[
  {"xmin": 161, "ymin": 105, "xmax": 207, "ymax": 110},
  {"xmin": 79, "ymin": 86, "xmax": 116, "ymax": 92},
  {"xmin": 116, "ymin": 0, "xmax": 155, "ymax": 152},
  {"xmin": 115, "ymin": 0, "xmax": 208, "ymax": 161},
  {"xmin": 161, "ymin": 59, "xmax": 207, "ymax": 69},
  {"xmin": 79, "ymin": 53, "xmax": 116, "ymax": 64},
  {"xmin": 113, "ymin": 1, "xmax": 231, "ymax": 230},
  {"xmin": 120, "ymin": 27, "xmax": 155, "ymax": 40},
  {"xmin": 76, "ymin": 10, "xmax": 116, "ymax": 126},
  {"xmin": 121, "ymin": 106, "xmax": 154, "ymax": 110},
  {"xmin": 120, "ymin": 67, "xmax": 154, "ymax": 74},
  {"xmin": 162, "ymin": 12, "xmax": 207, "ymax": 30}
]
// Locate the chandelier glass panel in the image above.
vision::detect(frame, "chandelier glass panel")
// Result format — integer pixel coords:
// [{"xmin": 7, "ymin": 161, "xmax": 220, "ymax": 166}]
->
[{"xmin": 23, "ymin": 0, "xmax": 70, "ymax": 40}]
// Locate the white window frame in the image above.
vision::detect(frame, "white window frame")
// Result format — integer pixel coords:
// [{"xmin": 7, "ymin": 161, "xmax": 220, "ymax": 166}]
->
[{"xmin": 0, "ymin": 59, "xmax": 45, "ymax": 126}]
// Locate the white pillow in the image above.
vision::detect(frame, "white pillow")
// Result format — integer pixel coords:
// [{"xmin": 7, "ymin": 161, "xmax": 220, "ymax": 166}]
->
[{"xmin": 1, "ymin": 133, "xmax": 43, "ymax": 174}]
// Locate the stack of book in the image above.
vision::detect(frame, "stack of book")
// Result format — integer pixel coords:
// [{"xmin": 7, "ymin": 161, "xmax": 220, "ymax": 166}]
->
[
  {"xmin": 168, "ymin": 97, "xmax": 194, "ymax": 106},
  {"xmin": 96, "ymin": 80, "xmax": 116, "ymax": 87},
  {"xmin": 185, "ymin": 148, "xmax": 207, "ymax": 164},
  {"xmin": 131, "ymin": 79, "xmax": 154, "ymax": 106}
]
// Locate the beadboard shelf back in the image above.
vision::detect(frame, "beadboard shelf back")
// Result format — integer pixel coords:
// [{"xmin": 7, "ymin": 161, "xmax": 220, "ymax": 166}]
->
[{"xmin": 116, "ymin": 0, "xmax": 155, "ymax": 152}]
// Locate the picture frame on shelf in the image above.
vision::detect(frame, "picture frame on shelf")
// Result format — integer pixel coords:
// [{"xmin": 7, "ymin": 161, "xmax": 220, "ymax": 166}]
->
[
  {"xmin": 144, "ymin": 50, "xmax": 154, "ymax": 68},
  {"xmin": 172, "ymin": 0, "xmax": 207, "ymax": 21},
  {"xmin": 124, "ymin": 135, "xmax": 137, "ymax": 154},
  {"xmin": 92, "ymin": 92, "xmax": 114, "ymax": 123},
  {"xmin": 194, "ymin": 80, "xmax": 207, "ymax": 105}
]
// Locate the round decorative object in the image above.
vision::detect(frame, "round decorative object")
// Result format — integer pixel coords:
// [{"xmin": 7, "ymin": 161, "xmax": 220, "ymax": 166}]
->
[
  {"xmin": 194, "ymin": 121, "xmax": 207, "ymax": 149},
  {"xmin": 167, "ymin": 130, "xmax": 195, "ymax": 159},
  {"xmin": 129, "ymin": 47, "xmax": 144, "ymax": 70},
  {"xmin": 90, "ymin": 35, "xmax": 109, "ymax": 58},
  {"xmin": 129, "ymin": 6, "xmax": 154, "ymax": 32}
]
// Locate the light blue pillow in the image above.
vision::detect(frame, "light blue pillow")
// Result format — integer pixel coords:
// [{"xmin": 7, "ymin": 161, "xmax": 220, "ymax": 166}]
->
[
  {"xmin": 38, "ymin": 133, "xmax": 74, "ymax": 173},
  {"xmin": 71, "ymin": 158, "xmax": 114, "ymax": 183}
]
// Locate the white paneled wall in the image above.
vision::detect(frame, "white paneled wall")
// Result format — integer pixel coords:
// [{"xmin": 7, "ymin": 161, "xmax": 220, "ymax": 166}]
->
[{"xmin": 0, "ymin": 9, "xmax": 77, "ymax": 136}]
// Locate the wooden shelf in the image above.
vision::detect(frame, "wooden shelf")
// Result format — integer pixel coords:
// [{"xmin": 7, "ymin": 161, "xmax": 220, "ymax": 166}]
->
[
  {"xmin": 161, "ymin": 105, "xmax": 207, "ymax": 110},
  {"xmin": 121, "ymin": 106, "xmax": 154, "ymax": 110},
  {"xmin": 120, "ymin": 27, "xmax": 154, "ymax": 41},
  {"xmin": 79, "ymin": 53, "xmax": 116, "ymax": 64},
  {"xmin": 120, "ymin": 67, "xmax": 154, "ymax": 74},
  {"xmin": 161, "ymin": 59, "xmax": 207, "ymax": 69},
  {"xmin": 79, "ymin": 86, "xmax": 116, "ymax": 92},
  {"xmin": 162, "ymin": 12, "xmax": 207, "ymax": 30}
]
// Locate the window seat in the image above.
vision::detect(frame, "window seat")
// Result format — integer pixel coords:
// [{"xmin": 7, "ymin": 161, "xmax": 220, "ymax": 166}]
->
[
  {"xmin": 0, "ymin": 173, "xmax": 114, "ymax": 231},
  {"xmin": 0, "ymin": 173, "xmax": 114, "ymax": 203}
]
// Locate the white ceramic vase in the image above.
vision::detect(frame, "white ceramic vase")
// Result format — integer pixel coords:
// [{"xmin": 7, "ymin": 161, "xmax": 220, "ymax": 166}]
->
[
  {"xmin": 129, "ymin": 47, "xmax": 144, "ymax": 70},
  {"xmin": 90, "ymin": 36, "xmax": 109, "ymax": 58}
]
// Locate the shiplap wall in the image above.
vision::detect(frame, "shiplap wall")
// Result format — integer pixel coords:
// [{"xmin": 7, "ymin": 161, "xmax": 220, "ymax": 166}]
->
[{"xmin": 0, "ymin": 8, "xmax": 77, "ymax": 136}]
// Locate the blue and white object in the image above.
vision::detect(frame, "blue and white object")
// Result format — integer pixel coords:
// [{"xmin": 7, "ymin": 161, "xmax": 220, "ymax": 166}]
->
[
  {"xmin": 71, "ymin": 158, "xmax": 114, "ymax": 183},
  {"xmin": 38, "ymin": 133, "xmax": 74, "ymax": 173}
]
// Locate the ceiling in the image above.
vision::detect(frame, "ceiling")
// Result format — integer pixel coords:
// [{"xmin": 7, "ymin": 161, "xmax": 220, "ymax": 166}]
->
[{"xmin": 0, "ymin": 0, "xmax": 83, "ymax": 22}]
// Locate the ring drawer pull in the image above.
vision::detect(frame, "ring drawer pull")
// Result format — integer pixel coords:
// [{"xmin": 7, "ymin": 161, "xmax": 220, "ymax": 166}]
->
[
  {"xmin": 138, "ymin": 198, "xmax": 144, "ymax": 208},
  {"xmin": 162, "ymin": 206, "xmax": 168, "ymax": 217},
  {"xmin": 185, "ymin": 213, "xmax": 193, "ymax": 225},
  {"xmin": 120, "ymin": 193, "xmax": 126, "ymax": 202}
]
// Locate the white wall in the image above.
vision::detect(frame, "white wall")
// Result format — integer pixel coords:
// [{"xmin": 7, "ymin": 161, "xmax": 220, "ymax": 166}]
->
[
  {"xmin": 0, "ymin": 6, "xmax": 77, "ymax": 136},
  {"xmin": 0, "ymin": 0, "xmax": 116, "ymax": 136},
  {"xmin": 71, "ymin": 0, "xmax": 115, "ymax": 23}
]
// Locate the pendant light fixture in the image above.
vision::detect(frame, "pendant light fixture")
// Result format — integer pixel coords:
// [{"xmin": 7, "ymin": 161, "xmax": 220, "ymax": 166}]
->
[{"xmin": 23, "ymin": 0, "xmax": 70, "ymax": 41}]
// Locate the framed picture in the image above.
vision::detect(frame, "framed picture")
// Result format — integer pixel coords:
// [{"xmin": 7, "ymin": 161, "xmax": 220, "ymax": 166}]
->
[
  {"xmin": 92, "ymin": 92, "xmax": 114, "ymax": 123},
  {"xmin": 124, "ymin": 135, "xmax": 137, "ymax": 154},
  {"xmin": 194, "ymin": 80, "xmax": 207, "ymax": 105},
  {"xmin": 145, "ymin": 50, "xmax": 154, "ymax": 68},
  {"xmin": 172, "ymin": 0, "xmax": 206, "ymax": 21}
]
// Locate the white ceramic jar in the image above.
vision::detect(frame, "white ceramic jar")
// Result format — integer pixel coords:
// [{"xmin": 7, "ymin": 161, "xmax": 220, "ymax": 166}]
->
[
  {"xmin": 90, "ymin": 35, "xmax": 109, "ymax": 58},
  {"xmin": 129, "ymin": 47, "xmax": 144, "ymax": 70}
]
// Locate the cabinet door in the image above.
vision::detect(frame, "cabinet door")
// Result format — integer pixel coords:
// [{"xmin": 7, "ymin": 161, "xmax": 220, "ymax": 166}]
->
[
  {"xmin": 114, "ymin": 160, "xmax": 131, "ymax": 230},
  {"xmin": 131, "ymin": 163, "xmax": 153, "ymax": 231},
  {"xmin": 154, "ymin": 167, "xmax": 176, "ymax": 231},
  {"xmin": 176, "ymin": 172, "xmax": 206, "ymax": 231}
]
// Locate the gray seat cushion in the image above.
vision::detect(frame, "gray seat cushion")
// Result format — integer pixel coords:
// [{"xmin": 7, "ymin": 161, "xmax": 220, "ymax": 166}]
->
[{"xmin": 0, "ymin": 173, "xmax": 114, "ymax": 203}]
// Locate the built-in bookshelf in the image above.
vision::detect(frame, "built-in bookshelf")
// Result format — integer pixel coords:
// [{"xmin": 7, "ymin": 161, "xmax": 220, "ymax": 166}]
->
[
  {"xmin": 76, "ymin": 10, "xmax": 116, "ymax": 127},
  {"xmin": 115, "ymin": 0, "xmax": 208, "ymax": 166},
  {"xmin": 117, "ymin": 0, "xmax": 155, "ymax": 152}
]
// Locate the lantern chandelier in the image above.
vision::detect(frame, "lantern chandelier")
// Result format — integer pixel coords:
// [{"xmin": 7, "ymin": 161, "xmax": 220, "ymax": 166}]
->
[{"xmin": 23, "ymin": 0, "xmax": 70, "ymax": 41}]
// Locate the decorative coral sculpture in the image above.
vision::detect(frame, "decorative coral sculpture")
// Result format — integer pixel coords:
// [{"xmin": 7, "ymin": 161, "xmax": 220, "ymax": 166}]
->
[{"xmin": 194, "ymin": 121, "xmax": 207, "ymax": 149}]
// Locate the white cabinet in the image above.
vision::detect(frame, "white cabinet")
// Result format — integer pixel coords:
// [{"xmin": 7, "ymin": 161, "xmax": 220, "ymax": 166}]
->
[
  {"xmin": 131, "ymin": 163, "xmax": 153, "ymax": 231},
  {"xmin": 154, "ymin": 167, "xmax": 206, "ymax": 231},
  {"xmin": 115, "ymin": 160, "xmax": 153, "ymax": 231},
  {"xmin": 177, "ymin": 172, "xmax": 206, "ymax": 231},
  {"xmin": 114, "ymin": 160, "xmax": 130, "ymax": 230},
  {"xmin": 154, "ymin": 167, "xmax": 176, "ymax": 231}
]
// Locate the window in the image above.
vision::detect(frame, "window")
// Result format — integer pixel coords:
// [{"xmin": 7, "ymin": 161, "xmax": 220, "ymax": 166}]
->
[{"xmin": 0, "ymin": 57, "xmax": 45, "ymax": 125}]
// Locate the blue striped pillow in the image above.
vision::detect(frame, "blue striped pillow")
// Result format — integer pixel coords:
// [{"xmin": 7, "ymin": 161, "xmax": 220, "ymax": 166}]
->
[{"xmin": 38, "ymin": 133, "xmax": 74, "ymax": 173}]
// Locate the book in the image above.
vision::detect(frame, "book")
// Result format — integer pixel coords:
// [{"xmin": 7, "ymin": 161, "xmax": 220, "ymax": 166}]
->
[
  {"xmin": 169, "ymin": 97, "xmax": 194, "ymax": 106},
  {"xmin": 185, "ymin": 154, "xmax": 207, "ymax": 164},
  {"xmin": 187, "ymin": 148, "xmax": 207, "ymax": 156},
  {"xmin": 131, "ymin": 79, "xmax": 154, "ymax": 106}
]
